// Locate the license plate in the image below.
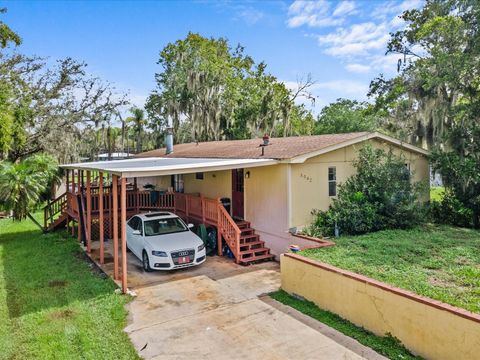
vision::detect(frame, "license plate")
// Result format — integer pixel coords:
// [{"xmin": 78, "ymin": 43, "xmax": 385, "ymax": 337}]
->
[{"xmin": 178, "ymin": 256, "xmax": 189, "ymax": 264}]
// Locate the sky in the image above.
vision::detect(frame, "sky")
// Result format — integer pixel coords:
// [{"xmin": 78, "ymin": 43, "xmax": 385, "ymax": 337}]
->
[{"xmin": 5, "ymin": 0, "xmax": 423, "ymax": 115}]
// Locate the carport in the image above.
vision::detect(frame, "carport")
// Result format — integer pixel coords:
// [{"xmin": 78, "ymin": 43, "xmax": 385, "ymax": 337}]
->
[{"xmin": 59, "ymin": 157, "xmax": 277, "ymax": 294}]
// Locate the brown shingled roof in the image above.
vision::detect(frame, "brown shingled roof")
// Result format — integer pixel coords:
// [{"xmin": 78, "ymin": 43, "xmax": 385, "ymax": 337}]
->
[{"xmin": 136, "ymin": 132, "xmax": 371, "ymax": 160}]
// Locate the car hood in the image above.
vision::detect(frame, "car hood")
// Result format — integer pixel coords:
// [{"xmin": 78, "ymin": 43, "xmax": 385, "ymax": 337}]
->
[{"xmin": 144, "ymin": 230, "xmax": 203, "ymax": 252}]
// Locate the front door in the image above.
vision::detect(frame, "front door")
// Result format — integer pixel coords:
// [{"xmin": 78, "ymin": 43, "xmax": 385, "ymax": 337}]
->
[{"xmin": 232, "ymin": 169, "xmax": 244, "ymax": 219}]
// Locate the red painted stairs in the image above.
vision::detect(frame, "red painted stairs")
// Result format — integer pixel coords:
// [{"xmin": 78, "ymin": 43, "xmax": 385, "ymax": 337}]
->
[{"xmin": 235, "ymin": 219, "xmax": 275, "ymax": 265}]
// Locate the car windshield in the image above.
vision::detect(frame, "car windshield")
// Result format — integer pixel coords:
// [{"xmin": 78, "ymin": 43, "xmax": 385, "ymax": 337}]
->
[{"xmin": 144, "ymin": 217, "xmax": 188, "ymax": 236}]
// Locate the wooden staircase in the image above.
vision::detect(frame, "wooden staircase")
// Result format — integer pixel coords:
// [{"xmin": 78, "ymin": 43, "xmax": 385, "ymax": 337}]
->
[
  {"xmin": 43, "ymin": 192, "xmax": 69, "ymax": 232},
  {"xmin": 235, "ymin": 219, "xmax": 275, "ymax": 265}
]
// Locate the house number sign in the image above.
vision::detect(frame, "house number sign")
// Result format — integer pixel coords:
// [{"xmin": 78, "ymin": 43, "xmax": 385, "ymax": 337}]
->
[{"xmin": 300, "ymin": 173, "xmax": 313, "ymax": 183}]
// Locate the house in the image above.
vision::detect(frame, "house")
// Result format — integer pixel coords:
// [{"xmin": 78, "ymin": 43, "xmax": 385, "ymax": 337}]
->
[
  {"xmin": 52, "ymin": 131, "xmax": 429, "ymax": 293},
  {"xmin": 135, "ymin": 131, "xmax": 429, "ymax": 253}
]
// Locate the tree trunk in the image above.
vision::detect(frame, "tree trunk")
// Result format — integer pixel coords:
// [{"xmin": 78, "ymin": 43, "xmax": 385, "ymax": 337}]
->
[
  {"xmin": 473, "ymin": 209, "xmax": 480, "ymax": 229},
  {"xmin": 136, "ymin": 129, "xmax": 142, "ymax": 153}
]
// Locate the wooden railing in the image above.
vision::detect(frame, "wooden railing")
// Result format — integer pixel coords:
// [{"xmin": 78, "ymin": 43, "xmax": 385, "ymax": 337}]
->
[
  {"xmin": 44, "ymin": 192, "xmax": 68, "ymax": 229},
  {"xmin": 217, "ymin": 204, "xmax": 241, "ymax": 262},
  {"xmin": 173, "ymin": 193, "xmax": 241, "ymax": 263},
  {"xmin": 54, "ymin": 189, "xmax": 242, "ymax": 263}
]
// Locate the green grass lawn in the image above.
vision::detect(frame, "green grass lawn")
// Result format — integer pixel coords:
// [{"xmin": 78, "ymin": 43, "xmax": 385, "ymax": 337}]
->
[
  {"xmin": 301, "ymin": 225, "xmax": 480, "ymax": 313},
  {"xmin": 0, "ymin": 214, "xmax": 139, "ymax": 360},
  {"xmin": 270, "ymin": 290, "xmax": 420, "ymax": 360},
  {"xmin": 430, "ymin": 186, "xmax": 445, "ymax": 201}
]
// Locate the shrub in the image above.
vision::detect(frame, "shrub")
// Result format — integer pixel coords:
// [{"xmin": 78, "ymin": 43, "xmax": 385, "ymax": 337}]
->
[
  {"xmin": 307, "ymin": 145, "xmax": 427, "ymax": 237},
  {"xmin": 430, "ymin": 190, "xmax": 473, "ymax": 228}
]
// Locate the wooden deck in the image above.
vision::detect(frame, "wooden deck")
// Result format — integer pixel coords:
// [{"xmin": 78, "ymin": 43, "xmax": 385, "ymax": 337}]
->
[{"xmin": 44, "ymin": 189, "xmax": 272, "ymax": 265}]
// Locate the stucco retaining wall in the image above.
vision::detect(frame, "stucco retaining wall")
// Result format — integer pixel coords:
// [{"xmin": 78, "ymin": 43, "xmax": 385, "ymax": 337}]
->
[{"xmin": 281, "ymin": 253, "xmax": 480, "ymax": 360}]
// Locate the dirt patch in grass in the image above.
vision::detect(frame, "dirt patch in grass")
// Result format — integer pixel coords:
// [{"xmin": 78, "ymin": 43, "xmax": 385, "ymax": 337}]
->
[
  {"xmin": 48, "ymin": 280, "xmax": 67, "ymax": 288},
  {"xmin": 49, "ymin": 309, "xmax": 75, "ymax": 320},
  {"xmin": 428, "ymin": 276, "xmax": 451, "ymax": 288}
]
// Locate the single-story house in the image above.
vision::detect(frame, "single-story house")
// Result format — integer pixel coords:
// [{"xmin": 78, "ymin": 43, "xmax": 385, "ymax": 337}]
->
[{"xmin": 52, "ymin": 131, "xmax": 429, "ymax": 293}]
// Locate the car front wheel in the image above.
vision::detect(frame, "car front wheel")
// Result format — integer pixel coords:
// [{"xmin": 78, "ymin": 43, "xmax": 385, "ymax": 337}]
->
[{"xmin": 142, "ymin": 250, "xmax": 152, "ymax": 272}]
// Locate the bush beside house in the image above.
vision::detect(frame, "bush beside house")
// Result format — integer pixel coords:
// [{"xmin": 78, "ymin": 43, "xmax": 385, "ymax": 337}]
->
[{"xmin": 306, "ymin": 145, "xmax": 427, "ymax": 237}]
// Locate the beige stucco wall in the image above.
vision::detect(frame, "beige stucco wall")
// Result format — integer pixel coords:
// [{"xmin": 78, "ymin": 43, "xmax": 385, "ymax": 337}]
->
[
  {"xmin": 184, "ymin": 170, "xmax": 232, "ymax": 200},
  {"xmin": 290, "ymin": 139, "xmax": 429, "ymax": 229},
  {"xmin": 281, "ymin": 254, "xmax": 480, "ymax": 360},
  {"xmin": 244, "ymin": 164, "xmax": 290, "ymax": 258},
  {"xmin": 138, "ymin": 139, "xmax": 429, "ymax": 257},
  {"xmin": 135, "ymin": 176, "xmax": 171, "ymax": 190}
]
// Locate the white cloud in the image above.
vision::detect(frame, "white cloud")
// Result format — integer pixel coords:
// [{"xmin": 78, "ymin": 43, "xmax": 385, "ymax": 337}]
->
[
  {"xmin": 312, "ymin": 79, "xmax": 368, "ymax": 95},
  {"xmin": 317, "ymin": 22, "xmax": 390, "ymax": 57},
  {"xmin": 390, "ymin": 15, "xmax": 405, "ymax": 28},
  {"xmin": 287, "ymin": 0, "xmax": 344, "ymax": 28},
  {"xmin": 372, "ymin": 0, "xmax": 423, "ymax": 20},
  {"xmin": 333, "ymin": 1, "xmax": 356, "ymax": 17},
  {"xmin": 345, "ymin": 63, "xmax": 371, "ymax": 73},
  {"xmin": 238, "ymin": 7, "xmax": 264, "ymax": 25},
  {"xmin": 282, "ymin": 78, "xmax": 369, "ymax": 114},
  {"xmin": 129, "ymin": 93, "xmax": 148, "ymax": 109}
]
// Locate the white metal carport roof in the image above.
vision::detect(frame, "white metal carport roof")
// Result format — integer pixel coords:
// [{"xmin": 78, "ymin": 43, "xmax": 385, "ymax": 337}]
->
[{"xmin": 60, "ymin": 157, "xmax": 279, "ymax": 178}]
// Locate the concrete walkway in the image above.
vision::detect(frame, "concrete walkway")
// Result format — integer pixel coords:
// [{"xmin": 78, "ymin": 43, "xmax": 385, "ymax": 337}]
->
[{"xmin": 124, "ymin": 266, "xmax": 386, "ymax": 360}]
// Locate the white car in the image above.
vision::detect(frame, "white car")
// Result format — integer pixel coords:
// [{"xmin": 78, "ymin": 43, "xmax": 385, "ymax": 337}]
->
[{"xmin": 126, "ymin": 212, "xmax": 206, "ymax": 271}]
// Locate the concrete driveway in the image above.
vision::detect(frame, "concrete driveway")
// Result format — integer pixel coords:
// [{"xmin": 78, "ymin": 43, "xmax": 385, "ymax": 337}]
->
[{"xmin": 123, "ymin": 260, "xmax": 385, "ymax": 360}]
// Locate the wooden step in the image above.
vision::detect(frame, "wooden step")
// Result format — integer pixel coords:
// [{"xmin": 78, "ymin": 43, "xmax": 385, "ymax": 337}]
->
[
  {"xmin": 47, "ymin": 213, "xmax": 68, "ymax": 231},
  {"xmin": 239, "ymin": 247, "xmax": 271, "ymax": 258},
  {"xmin": 235, "ymin": 220, "xmax": 250, "ymax": 229},
  {"xmin": 240, "ymin": 234, "xmax": 259, "ymax": 243},
  {"xmin": 239, "ymin": 253, "xmax": 275, "ymax": 265},
  {"xmin": 240, "ymin": 227, "xmax": 255, "ymax": 235},
  {"xmin": 239, "ymin": 240, "xmax": 265, "ymax": 251}
]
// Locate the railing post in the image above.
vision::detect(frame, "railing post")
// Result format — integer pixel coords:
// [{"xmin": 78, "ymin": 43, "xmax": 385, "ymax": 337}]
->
[
  {"xmin": 217, "ymin": 206, "xmax": 223, "ymax": 256},
  {"xmin": 112, "ymin": 175, "xmax": 119, "ymax": 280},
  {"xmin": 235, "ymin": 229, "xmax": 241, "ymax": 264},
  {"xmin": 99, "ymin": 172, "xmax": 104, "ymax": 265},
  {"xmin": 201, "ymin": 195, "xmax": 206, "ymax": 224},
  {"xmin": 185, "ymin": 194, "xmax": 190, "ymax": 223},
  {"xmin": 86, "ymin": 171, "xmax": 91, "ymax": 253}
]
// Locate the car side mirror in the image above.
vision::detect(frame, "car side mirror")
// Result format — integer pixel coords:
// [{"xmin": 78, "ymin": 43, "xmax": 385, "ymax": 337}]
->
[
  {"xmin": 188, "ymin": 223, "xmax": 194, "ymax": 229},
  {"xmin": 132, "ymin": 230, "xmax": 141, "ymax": 235}
]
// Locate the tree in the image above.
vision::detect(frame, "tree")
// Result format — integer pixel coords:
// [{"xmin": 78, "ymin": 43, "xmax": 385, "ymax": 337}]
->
[
  {"xmin": 369, "ymin": 0, "xmax": 480, "ymax": 149},
  {"xmin": 146, "ymin": 32, "xmax": 314, "ymax": 142},
  {"xmin": 314, "ymin": 99, "xmax": 377, "ymax": 135},
  {"xmin": 127, "ymin": 107, "xmax": 146, "ymax": 153},
  {"xmin": 0, "ymin": 153, "xmax": 59, "ymax": 229},
  {"xmin": 369, "ymin": 0, "xmax": 480, "ymax": 227},
  {"xmin": 0, "ymin": 54, "xmax": 128, "ymax": 163},
  {"xmin": 0, "ymin": 8, "xmax": 21, "ymax": 48}
]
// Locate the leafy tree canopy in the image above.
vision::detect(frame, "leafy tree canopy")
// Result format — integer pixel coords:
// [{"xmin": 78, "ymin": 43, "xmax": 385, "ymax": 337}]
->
[
  {"xmin": 369, "ymin": 0, "xmax": 480, "ymax": 227},
  {"xmin": 0, "ymin": 153, "xmax": 59, "ymax": 226},
  {"xmin": 314, "ymin": 99, "xmax": 377, "ymax": 135},
  {"xmin": 146, "ymin": 32, "xmax": 315, "ymax": 142}
]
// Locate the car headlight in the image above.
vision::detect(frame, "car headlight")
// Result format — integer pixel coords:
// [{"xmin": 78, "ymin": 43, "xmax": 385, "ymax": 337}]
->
[
  {"xmin": 197, "ymin": 244, "xmax": 205, "ymax": 251},
  {"xmin": 152, "ymin": 250, "xmax": 168, "ymax": 257}
]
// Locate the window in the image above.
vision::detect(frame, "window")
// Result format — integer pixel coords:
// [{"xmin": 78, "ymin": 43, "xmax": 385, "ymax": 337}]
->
[
  {"xmin": 127, "ymin": 216, "xmax": 139, "ymax": 229},
  {"xmin": 127, "ymin": 216, "xmax": 143, "ymax": 234},
  {"xmin": 328, "ymin": 167, "xmax": 336, "ymax": 197},
  {"xmin": 171, "ymin": 174, "xmax": 184, "ymax": 192},
  {"xmin": 144, "ymin": 217, "xmax": 188, "ymax": 236},
  {"xmin": 195, "ymin": 172, "xmax": 204, "ymax": 180}
]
